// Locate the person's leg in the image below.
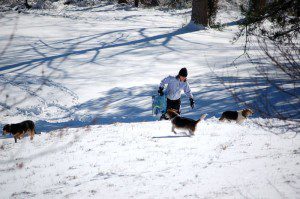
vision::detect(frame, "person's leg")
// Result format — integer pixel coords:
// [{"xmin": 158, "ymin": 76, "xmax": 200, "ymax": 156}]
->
[
  {"xmin": 173, "ymin": 98, "xmax": 181, "ymax": 115},
  {"xmin": 167, "ymin": 98, "xmax": 181, "ymax": 115},
  {"xmin": 160, "ymin": 98, "xmax": 181, "ymax": 120},
  {"xmin": 160, "ymin": 98, "xmax": 172, "ymax": 120},
  {"xmin": 166, "ymin": 98, "xmax": 172, "ymax": 111}
]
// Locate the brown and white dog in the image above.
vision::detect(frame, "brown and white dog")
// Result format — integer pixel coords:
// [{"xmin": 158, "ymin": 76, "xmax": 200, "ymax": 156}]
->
[
  {"xmin": 2, "ymin": 120, "xmax": 36, "ymax": 143},
  {"xmin": 166, "ymin": 109, "xmax": 207, "ymax": 136},
  {"xmin": 219, "ymin": 109, "xmax": 253, "ymax": 124}
]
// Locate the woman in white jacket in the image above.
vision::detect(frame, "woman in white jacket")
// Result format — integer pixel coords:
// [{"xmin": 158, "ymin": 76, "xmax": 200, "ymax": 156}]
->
[{"xmin": 158, "ymin": 68, "xmax": 195, "ymax": 120}]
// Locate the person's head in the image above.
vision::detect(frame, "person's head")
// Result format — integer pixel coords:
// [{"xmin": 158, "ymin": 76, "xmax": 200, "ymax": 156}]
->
[{"xmin": 178, "ymin": 68, "xmax": 188, "ymax": 82}]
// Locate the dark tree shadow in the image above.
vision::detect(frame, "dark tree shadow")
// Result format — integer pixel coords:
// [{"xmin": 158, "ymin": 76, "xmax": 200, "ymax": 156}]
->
[{"xmin": 0, "ymin": 23, "xmax": 203, "ymax": 74}]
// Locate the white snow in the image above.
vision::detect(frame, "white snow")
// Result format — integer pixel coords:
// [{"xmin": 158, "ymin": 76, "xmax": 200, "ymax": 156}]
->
[
  {"xmin": 0, "ymin": 119, "xmax": 299, "ymax": 198},
  {"xmin": 0, "ymin": 2, "xmax": 299, "ymax": 198}
]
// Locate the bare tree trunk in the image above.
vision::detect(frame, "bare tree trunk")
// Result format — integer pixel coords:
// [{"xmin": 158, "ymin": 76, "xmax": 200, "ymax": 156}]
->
[
  {"xmin": 297, "ymin": 0, "xmax": 300, "ymax": 17},
  {"xmin": 192, "ymin": 0, "xmax": 208, "ymax": 26},
  {"xmin": 24, "ymin": 0, "xmax": 31, "ymax": 9},
  {"xmin": 135, "ymin": 0, "xmax": 139, "ymax": 7},
  {"xmin": 118, "ymin": 0, "xmax": 128, "ymax": 4},
  {"xmin": 250, "ymin": 0, "xmax": 266, "ymax": 13},
  {"xmin": 150, "ymin": 0, "xmax": 159, "ymax": 6},
  {"xmin": 208, "ymin": 0, "xmax": 218, "ymax": 26}
]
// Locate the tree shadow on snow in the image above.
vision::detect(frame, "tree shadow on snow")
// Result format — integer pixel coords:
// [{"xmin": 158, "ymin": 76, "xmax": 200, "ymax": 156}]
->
[
  {"xmin": 1, "ymin": 17, "xmax": 297, "ymax": 135},
  {"xmin": 32, "ymin": 74, "xmax": 240, "ymax": 133},
  {"xmin": 0, "ymin": 23, "xmax": 202, "ymax": 74},
  {"xmin": 0, "ymin": 22, "xmax": 213, "ymax": 133}
]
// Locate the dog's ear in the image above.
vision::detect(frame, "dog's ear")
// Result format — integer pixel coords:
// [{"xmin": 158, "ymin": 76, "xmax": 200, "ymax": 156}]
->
[
  {"xmin": 167, "ymin": 109, "xmax": 174, "ymax": 113},
  {"xmin": 3, "ymin": 124, "xmax": 9, "ymax": 134},
  {"xmin": 4, "ymin": 124, "xmax": 11, "ymax": 130},
  {"xmin": 242, "ymin": 109, "xmax": 247, "ymax": 115},
  {"xmin": 167, "ymin": 109, "xmax": 179, "ymax": 118},
  {"xmin": 169, "ymin": 108, "xmax": 179, "ymax": 113},
  {"xmin": 167, "ymin": 109, "xmax": 173, "ymax": 115},
  {"xmin": 245, "ymin": 109, "xmax": 253, "ymax": 114},
  {"xmin": 168, "ymin": 108, "xmax": 173, "ymax": 111},
  {"xmin": 242, "ymin": 109, "xmax": 252, "ymax": 116}
]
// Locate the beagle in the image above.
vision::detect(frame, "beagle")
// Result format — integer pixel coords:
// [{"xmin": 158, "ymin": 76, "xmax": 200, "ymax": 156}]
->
[
  {"xmin": 219, "ymin": 109, "xmax": 253, "ymax": 124},
  {"xmin": 166, "ymin": 109, "xmax": 207, "ymax": 136}
]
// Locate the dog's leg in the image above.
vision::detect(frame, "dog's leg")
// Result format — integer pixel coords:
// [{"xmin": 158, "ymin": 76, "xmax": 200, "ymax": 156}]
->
[
  {"xmin": 237, "ymin": 118, "xmax": 245, "ymax": 124},
  {"xmin": 219, "ymin": 116, "xmax": 225, "ymax": 122},
  {"xmin": 30, "ymin": 132, "xmax": 34, "ymax": 140},
  {"xmin": 19, "ymin": 132, "xmax": 24, "ymax": 139},
  {"xmin": 14, "ymin": 132, "xmax": 21, "ymax": 143},
  {"xmin": 171, "ymin": 125, "xmax": 177, "ymax": 134},
  {"xmin": 189, "ymin": 130, "xmax": 195, "ymax": 136},
  {"xmin": 30, "ymin": 129, "xmax": 34, "ymax": 140}
]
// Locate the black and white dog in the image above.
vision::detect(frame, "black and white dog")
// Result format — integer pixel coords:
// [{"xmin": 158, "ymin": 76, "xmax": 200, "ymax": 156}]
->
[{"xmin": 219, "ymin": 109, "xmax": 253, "ymax": 124}]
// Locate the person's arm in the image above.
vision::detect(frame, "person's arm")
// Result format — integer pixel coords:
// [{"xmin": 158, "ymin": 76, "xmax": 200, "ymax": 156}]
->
[
  {"xmin": 183, "ymin": 81, "xmax": 193, "ymax": 99},
  {"xmin": 158, "ymin": 76, "xmax": 171, "ymax": 96},
  {"xmin": 184, "ymin": 82, "xmax": 195, "ymax": 108},
  {"xmin": 159, "ymin": 76, "xmax": 171, "ymax": 89}
]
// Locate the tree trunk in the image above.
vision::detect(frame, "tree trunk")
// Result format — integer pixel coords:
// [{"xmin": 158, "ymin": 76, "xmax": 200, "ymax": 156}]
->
[
  {"xmin": 192, "ymin": 0, "xmax": 208, "ymax": 26},
  {"xmin": 250, "ymin": 0, "xmax": 266, "ymax": 12},
  {"xmin": 118, "ymin": 0, "xmax": 128, "ymax": 4},
  {"xmin": 134, "ymin": 0, "xmax": 139, "ymax": 7},
  {"xmin": 208, "ymin": 0, "xmax": 218, "ymax": 25},
  {"xmin": 150, "ymin": 0, "xmax": 159, "ymax": 7},
  {"xmin": 24, "ymin": 0, "xmax": 31, "ymax": 9}
]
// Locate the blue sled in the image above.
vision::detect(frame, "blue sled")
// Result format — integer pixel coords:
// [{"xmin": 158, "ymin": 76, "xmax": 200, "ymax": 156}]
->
[{"xmin": 152, "ymin": 94, "xmax": 167, "ymax": 117}]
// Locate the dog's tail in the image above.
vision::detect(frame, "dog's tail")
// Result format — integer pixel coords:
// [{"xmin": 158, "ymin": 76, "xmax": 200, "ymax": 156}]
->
[{"xmin": 196, "ymin": 114, "xmax": 207, "ymax": 123}]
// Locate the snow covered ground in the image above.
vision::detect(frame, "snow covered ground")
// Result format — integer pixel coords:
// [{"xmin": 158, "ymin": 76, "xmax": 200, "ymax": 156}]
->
[
  {"xmin": 0, "ymin": 1, "xmax": 299, "ymax": 198},
  {"xmin": 0, "ymin": 119, "xmax": 299, "ymax": 198}
]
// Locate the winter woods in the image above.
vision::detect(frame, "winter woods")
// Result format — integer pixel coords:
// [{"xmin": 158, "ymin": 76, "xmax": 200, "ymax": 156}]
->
[{"xmin": 230, "ymin": 0, "xmax": 299, "ymax": 128}]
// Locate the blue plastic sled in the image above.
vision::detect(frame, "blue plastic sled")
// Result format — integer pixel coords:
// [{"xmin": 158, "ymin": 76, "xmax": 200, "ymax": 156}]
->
[{"xmin": 152, "ymin": 94, "xmax": 167, "ymax": 117}]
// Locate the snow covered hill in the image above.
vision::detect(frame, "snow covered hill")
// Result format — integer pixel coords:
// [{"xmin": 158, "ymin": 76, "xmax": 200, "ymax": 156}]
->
[
  {"xmin": 0, "ymin": 119, "xmax": 299, "ymax": 198},
  {"xmin": 0, "ymin": 1, "xmax": 299, "ymax": 198},
  {"xmin": 0, "ymin": 2, "xmax": 247, "ymax": 128}
]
